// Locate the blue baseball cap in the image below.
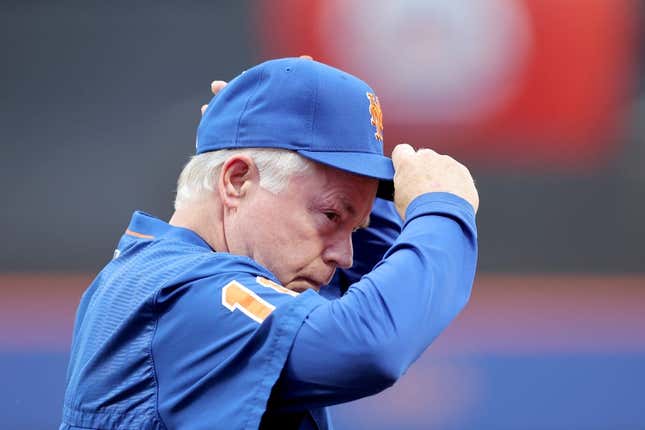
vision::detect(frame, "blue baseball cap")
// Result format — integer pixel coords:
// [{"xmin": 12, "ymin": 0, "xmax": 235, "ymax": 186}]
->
[{"xmin": 196, "ymin": 57, "xmax": 394, "ymax": 199}]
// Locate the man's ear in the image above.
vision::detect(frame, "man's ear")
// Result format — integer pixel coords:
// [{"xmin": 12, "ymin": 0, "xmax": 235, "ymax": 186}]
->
[{"xmin": 218, "ymin": 155, "xmax": 260, "ymax": 208}]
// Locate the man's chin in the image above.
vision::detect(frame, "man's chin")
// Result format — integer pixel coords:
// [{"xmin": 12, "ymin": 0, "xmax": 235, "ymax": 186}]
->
[{"xmin": 286, "ymin": 278, "xmax": 321, "ymax": 293}]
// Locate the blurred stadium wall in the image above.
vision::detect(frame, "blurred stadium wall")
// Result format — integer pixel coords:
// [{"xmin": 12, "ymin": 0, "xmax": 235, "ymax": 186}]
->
[{"xmin": 1, "ymin": 1, "xmax": 643, "ymax": 429}]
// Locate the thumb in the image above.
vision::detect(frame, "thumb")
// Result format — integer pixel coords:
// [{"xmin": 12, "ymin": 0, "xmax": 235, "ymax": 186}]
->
[
  {"xmin": 210, "ymin": 80, "xmax": 228, "ymax": 96},
  {"xmin": 391, "ymin": 143, "xmax": 415, "ymax": 170}
]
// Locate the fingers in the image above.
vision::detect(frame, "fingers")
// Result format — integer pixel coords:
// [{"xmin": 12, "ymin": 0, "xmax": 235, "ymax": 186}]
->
[
  {"xmin": 391, "ymin": 143, "xmax": 415, "ymax": 170},
  {"xmin": 391, "ymin": 143, "xmax": 478, "ymax": 216},
  {"xmin": 210, "ymin": 80, "xmax": 227, "ymax": 96},
  {"xmin": 204, "ymin": 59, "xmax": 309, "ymax": 116},
  {"xmin": 201, "ymin": 81, "xmax": 229, "ymax": 116}
]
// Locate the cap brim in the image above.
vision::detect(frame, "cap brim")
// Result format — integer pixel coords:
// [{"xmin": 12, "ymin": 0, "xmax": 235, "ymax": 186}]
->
[{"xmin": 296, "ymin": 150, "xmax": 395, "ymax": 200}]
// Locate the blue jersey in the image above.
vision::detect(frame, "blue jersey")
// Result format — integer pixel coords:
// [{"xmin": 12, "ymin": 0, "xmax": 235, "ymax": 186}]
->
[{"xmin": 61, "ymin": 193, "xmax": 477, "ymax": 429}]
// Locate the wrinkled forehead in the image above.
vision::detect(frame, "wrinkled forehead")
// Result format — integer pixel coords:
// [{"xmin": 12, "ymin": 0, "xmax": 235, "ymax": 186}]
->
[{"xmin": 307, "ymin": 163, "xmax": 378, "ymax": 214}]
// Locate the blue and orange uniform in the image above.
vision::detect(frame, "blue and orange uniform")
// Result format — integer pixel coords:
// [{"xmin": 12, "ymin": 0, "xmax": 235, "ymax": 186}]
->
[{"xmin": 61, "ymin": 194, "xmax": 477, "ymax": 429}]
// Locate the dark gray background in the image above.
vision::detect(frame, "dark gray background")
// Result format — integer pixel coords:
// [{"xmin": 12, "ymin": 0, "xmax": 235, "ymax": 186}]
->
[{"xmin": 2, "ymin": 0, "xmax": 644, "ymax": 273}]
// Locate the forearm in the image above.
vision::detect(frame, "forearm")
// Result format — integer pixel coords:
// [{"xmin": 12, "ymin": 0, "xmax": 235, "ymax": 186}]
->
[{"xmin": 273, "ymin": 192, "xmax": 477, "ymax": 409}]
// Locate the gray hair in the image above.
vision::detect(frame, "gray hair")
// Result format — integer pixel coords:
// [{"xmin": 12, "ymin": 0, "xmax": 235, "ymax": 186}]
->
[{"xmin": 174, "ymin": 148, "xmax": 312, "ymax": 210}]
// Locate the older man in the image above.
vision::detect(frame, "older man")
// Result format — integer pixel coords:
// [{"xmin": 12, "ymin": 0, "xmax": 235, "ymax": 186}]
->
[{"xmin": 61, "ymin": 58, "xmax": 478, "ymax": 430}]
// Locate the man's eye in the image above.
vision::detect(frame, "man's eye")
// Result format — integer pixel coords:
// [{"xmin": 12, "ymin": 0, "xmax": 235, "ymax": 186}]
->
[{"xmin": 324, "ymin": 212, "xmax": 340, "ymax": 222}]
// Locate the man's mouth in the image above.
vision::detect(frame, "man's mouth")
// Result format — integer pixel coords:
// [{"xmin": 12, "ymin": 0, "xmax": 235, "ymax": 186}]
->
[
  {"xmin": 291, "ymin": 277, "xmax": 323, "ymax": 292},
  {"xmin": 289, "ymin": 270, "xmax": 336, "ymax": 293}
]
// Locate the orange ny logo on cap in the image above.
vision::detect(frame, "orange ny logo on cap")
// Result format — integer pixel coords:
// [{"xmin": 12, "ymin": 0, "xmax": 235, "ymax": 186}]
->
[{"xmin": 366, "ymin": 92, "xmax": 383, "ymax": 142}]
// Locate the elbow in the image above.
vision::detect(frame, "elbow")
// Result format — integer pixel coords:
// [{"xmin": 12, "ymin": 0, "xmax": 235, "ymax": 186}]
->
[
  {"xmin": 372, "ymin": 356, "xmax": 405, "ymax": 389},
  {"xmin": 357, "ymin": 340, "xmax": 410, "ymax": 392}
]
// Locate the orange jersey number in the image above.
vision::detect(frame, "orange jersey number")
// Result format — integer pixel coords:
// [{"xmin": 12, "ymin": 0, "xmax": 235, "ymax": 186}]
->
[{"xmin": 221, "ymin": 277, "xmax": 297, "ymax": 323}]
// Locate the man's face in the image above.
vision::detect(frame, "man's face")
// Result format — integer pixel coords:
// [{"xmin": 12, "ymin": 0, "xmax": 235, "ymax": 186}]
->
[{"xmin": 235, "ymin": 162, "xmax": 378, "ymax": 292}]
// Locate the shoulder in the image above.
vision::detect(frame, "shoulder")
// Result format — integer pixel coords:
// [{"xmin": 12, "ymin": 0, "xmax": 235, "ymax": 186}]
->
[
  {"xmin": 156, "ymin": 252, "xmax": 316, "ymax": 325},
  {"xmin": 151, "ymin": 258, "xmax": 327, "ymax": 429}
]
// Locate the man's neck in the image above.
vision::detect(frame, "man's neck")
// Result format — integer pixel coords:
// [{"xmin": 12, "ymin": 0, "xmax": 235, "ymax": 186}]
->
[{"xmin": 169, "ymin": 202, "xmax": 227, "ymax": 252}]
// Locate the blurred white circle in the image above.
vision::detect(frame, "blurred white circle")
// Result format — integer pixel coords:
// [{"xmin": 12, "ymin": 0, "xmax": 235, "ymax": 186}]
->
[{"xmin": 320, "ymin": 0, "xmax": 532, "ymax": 123}]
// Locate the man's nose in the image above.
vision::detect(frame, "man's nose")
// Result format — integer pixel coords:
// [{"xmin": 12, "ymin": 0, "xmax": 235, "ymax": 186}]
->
[{"xmin": 323, "ymin": 234, "xmax": 353, "ymax": 269}]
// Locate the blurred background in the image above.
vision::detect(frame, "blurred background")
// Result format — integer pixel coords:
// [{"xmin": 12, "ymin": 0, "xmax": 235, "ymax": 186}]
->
[{"xmin": 1, "ymin": 0, "xmax": 643, "ymax": 428}]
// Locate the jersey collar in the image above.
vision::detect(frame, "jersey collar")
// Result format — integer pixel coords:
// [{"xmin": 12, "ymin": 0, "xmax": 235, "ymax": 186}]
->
[{"xmin": 126, "ymin": 211, "xmax": 213, "ymax": 250}]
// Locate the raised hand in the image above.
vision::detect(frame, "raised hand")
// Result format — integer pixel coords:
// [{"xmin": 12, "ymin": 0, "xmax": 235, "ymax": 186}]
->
[{"xmin": 391, "ymin": 144, "xmax": 479, "ymax": 218}]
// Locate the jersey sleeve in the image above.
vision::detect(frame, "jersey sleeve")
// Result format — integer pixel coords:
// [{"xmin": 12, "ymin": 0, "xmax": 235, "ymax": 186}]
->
[
  {"xmin": 270, "ymin": 192, "xmax": 478, "ymax": 410},
  {"xmin": 151, "ymin": 266, "xmax": 327, "ymax": 430}
]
